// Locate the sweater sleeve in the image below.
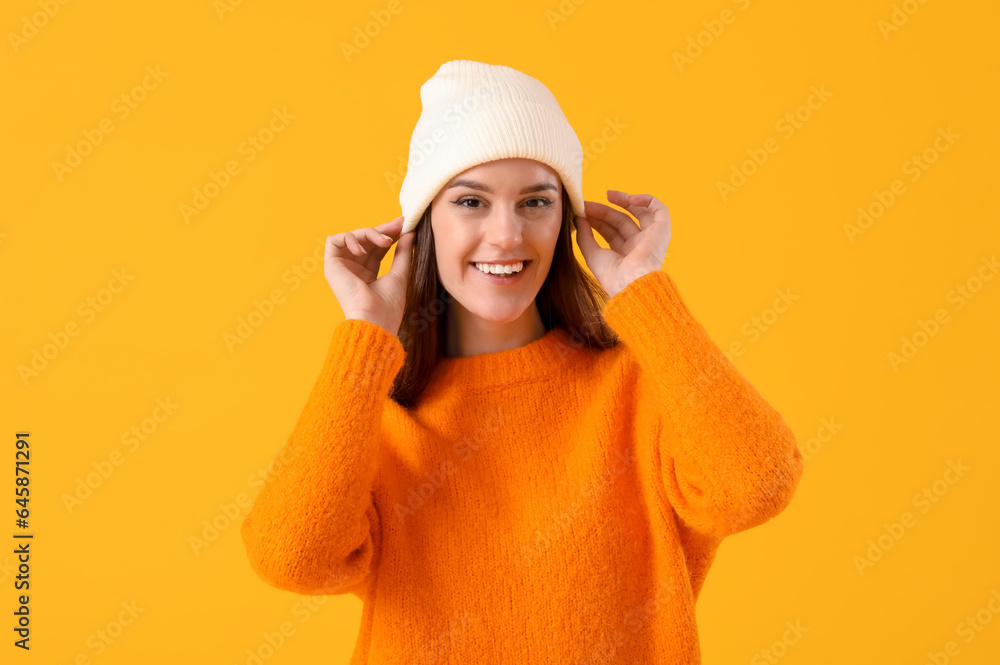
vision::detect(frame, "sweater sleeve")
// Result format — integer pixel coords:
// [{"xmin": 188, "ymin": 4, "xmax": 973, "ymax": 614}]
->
[
  {"xmin": 240, "ymin": 318, "xmax": 406, "ymax": 595},
  {"xmin": 601, "ymin": 270, "xmax": 804, "ymax": 539}
]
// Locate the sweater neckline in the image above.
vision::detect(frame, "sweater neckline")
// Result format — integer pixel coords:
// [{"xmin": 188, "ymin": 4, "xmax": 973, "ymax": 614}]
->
[{"xmin": 430, "ymin": 326, "xmax": 587, "ymax": 388}]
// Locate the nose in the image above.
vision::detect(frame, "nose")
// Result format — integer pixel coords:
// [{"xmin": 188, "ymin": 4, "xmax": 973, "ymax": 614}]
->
[{"xmin": 483, "ymin": 205, "xmax": 523, "ymax": 249}]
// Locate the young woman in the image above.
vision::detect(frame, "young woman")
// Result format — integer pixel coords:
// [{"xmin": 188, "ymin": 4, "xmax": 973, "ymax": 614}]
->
[{"xmin": 241, "ymin": 60, "xmax": 804, "ymax": 664}]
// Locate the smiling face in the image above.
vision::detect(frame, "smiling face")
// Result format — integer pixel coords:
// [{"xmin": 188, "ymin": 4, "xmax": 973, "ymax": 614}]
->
[{"xmin": 429, "ymin": 158, "xmax": 564, "ymax": 342}]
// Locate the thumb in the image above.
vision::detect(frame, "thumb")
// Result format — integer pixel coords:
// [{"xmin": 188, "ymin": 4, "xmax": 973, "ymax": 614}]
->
[
  {"xmin": 574, "ymin": 216, "xmax": 598, "ymax": 256},
  {"xmin": 387, "ymin": 230, "xmax": 415, "ymax": 282}
]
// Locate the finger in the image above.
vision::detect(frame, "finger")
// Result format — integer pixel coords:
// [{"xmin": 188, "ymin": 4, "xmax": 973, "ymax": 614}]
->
[
  {"xmin": 361, "ymin": 226, "xmax": 394, "ymax": 248},
  {"xmin": 583, "ymin": 199, "xmax": 640, "ymax": 246},
  {"xmin": 573, "ymin": 215, "xmax": 600, "ymax": 260},
  {"xmin": 609, "ymin": 191, "xmax": 669, "ymax": 230},
  {"xmin": 346, "ymin": 234, "xmax": 367, "ymax": 255},
  {"xmin": 376, "ymin": 215, "xmax": 405, "ymax": 236},
  {"xmin": 386, "ymin": 230, "xmax": 415, "ymax": 282},
  {"xmin": 354, "ymin": 227, "xmax": 395, "ymax": 272},
  {"xmin": 326, "ymin": 234, "xmax": 349, "ymax": 258},
  {"xmin": 622, "ymin": 194, "xmax": 672, "ymax": 254},
  {"xmin": 581, "ymin": 203, "xmax": 635, "ymax": 254}
]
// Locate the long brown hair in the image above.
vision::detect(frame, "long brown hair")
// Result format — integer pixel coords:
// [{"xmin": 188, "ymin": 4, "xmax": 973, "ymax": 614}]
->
[{"xmin": 389, "ymin": 185, "xmax": 621, "ymax": 408}]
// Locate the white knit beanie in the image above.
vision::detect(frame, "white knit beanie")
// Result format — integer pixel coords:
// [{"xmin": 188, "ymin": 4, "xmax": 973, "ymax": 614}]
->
[{"xmin": 398, "ymin": 59, "xmax": 585, "ymax": 234}]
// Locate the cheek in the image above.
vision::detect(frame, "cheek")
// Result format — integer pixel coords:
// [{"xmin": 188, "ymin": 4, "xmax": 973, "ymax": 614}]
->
[
  {"xmin": 433, "ymin": 235, "xmax": 478, "ymax": 277},
  {"xmin": 431, "ymin": 222, "xmax": 460, "ymax": 260},
  {"xmin": 534, "ymin": 221, "xmax": 563, "ymax": 256}
]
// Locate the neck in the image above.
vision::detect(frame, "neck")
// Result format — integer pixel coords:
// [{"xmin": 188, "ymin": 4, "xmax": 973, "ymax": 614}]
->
[{"xmin": 445, "ymin": 301, "xmax": 547, "ymax": 358}]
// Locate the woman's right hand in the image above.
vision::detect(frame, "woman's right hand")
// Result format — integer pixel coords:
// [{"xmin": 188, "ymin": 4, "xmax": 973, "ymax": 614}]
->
[{"xmin": 324, "ymin": 215, "xmax": 415, "ymax": 338}]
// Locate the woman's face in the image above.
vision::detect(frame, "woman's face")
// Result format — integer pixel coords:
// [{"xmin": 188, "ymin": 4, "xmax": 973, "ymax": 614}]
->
[{"xmin": 429, "ymin": 158, "xmax": 563, "ymax": 327}]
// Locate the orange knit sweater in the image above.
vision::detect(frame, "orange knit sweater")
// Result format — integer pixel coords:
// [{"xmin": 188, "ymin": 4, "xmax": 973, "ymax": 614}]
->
[{"xmin": 241, "ymin": 269, "xmax": 804, "ymax": 664}]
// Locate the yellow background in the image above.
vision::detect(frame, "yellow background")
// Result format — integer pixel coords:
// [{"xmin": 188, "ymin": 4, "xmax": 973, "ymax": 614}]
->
[{"xmin": 3, "ymin": 0, "xmax": 999, "ymax": 663}]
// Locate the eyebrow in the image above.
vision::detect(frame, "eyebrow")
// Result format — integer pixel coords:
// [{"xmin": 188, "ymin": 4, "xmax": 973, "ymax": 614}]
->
[{"xmin": 445, "ymin": 179, "xmax": 559, "ymax": 195}]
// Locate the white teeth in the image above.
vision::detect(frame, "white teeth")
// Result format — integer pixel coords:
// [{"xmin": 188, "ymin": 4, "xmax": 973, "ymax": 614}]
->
[{"xmin": 475, "ymin": 261, "xmax": 524, "ymax": 275}]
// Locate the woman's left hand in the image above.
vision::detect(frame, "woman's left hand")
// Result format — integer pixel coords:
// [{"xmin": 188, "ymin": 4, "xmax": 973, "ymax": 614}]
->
[{"xmin": 573, "ymin": 190, "xmax": 672, "ymax": 299}]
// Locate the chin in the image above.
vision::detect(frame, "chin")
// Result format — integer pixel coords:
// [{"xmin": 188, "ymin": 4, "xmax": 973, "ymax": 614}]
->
[
  {"xmin": 469, "ymin": 303, "xmax": 529, "ymax": 325},
  {"xmin": 444, "ymin": 274, "xmax": 542, "ymax": 323},
  {"xmin": 453, "ymin": 294, "xmax": 531, "ymax": 324}
]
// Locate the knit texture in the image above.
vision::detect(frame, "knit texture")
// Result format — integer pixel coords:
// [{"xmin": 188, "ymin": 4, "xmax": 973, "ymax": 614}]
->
[
  {"xmin": 397, "ymin": 59, "xmax": 586, "ymax": 234},
  {"xmin": 240, "ymin": 269, "xmax": 805, "ymax": 664}
]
